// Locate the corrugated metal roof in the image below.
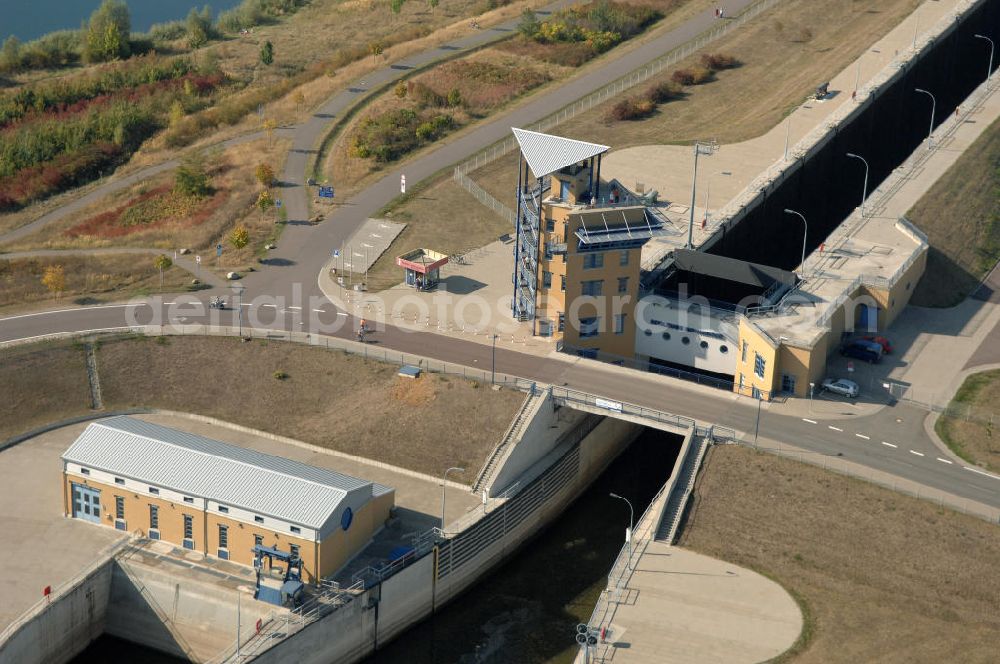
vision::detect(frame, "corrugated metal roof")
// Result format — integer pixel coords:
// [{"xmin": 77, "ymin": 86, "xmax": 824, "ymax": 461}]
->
[
  {"xmin": 513, "ymin": 128, "xmax": 609, "ymax": 179},
  {"xmin": 62, "ymin": 417, "xmax": 374, "ymax": 529}
]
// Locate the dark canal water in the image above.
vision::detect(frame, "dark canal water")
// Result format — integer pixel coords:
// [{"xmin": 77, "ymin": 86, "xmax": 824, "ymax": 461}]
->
[{"xmin": 69, "ymin": 426, "xmax": 680, "ymax": 664}]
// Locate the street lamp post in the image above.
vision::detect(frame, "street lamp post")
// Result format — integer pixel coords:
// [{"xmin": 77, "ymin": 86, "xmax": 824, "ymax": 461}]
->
[
  {"xmin": 688, "ymin": 141, "xmax": 717, "ymax": 249},
  {"xmin": 440, "ymin": 467, "xmax": 464, "ymax": 530},
  {"xmin": 914, "ymin": 88, "xmax": 936, "ymax": 150},
  {"xmin": 809, "ymin": 382, "xmax": 815, "ymax": 413},
  {"xmin": 703, "ymin": 171, "xmax": 732, "ymax": 226},
  {"xmin": 974, "ymin": 34, "xmax": 994, "ymax": 90},
  {"xmin": 491, "ymin": 333, "xmax": 498, "ymax": 385},
  {"xmin": 609, "ymin": 493, "xmax": 634, "ymax": 566},
  {"xmin": 783, "ymin": 209, "xmax": 809, "ymax": 276},
  {"xmin": 234, "ymin": 285, "xmax": 245, "ymax": 337},
  {"xmin": 845, "ymin": 153, "xmax": 869, "ymax": 218}
]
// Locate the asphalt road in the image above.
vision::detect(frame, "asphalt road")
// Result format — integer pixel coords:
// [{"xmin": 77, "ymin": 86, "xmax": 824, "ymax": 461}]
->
[{"xmin": 2, "ymin": 0, "xmax": 998, "ymax": 513}]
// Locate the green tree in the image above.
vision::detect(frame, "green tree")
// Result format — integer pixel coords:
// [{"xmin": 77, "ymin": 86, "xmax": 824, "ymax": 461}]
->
[
  {"xmin": 153, "ymin": 254, "xmax": 172, "ymax": 289},
  {"xmin": 518, "ymin": 9, "xmax": 540, "ymax": 38},
  {"xmin": 85, "ymin": 0, "xmax": 131, "ymax": 62},
  {"xmin": 390, "ymin": 0, "xmax": 405, "ymax": 17},
  {"xmin": 394, "ymin": 81, "xmax": 407, "ymax": 99},
  {"xmin": 262, "ymin": 117, "xmax": 277, "ymax": 148},
  {"xmin": 41, "ymin": 264, "xmax": 66, "ymax": 297},
  {"xmin": 174, "ymin": 152, "xmax": 210, "ymax": 197},
  {"xmin": 255, "ymin": 163, "xmax": 275, "ymax": 186},
  {"xmin": 428, "ymin": 0, "xmax": 438, "ymax": 13},
  {"xmin": 229, "ymin": 224, "xmax": 250, "ymax": 250},
  {"xmin": 260, "ymin": 40, "xmax": 274, "ymax": 65},
  {"xmin": 257, "ymin": 189, "xmax": 275, "ymax": 220},
  {"xmin": 368, "ymin": 41, "xmax": 383, "ymax": 63},
  {"xmin": 0, "ymin": 36, "xmax": 22, "ymax": 72},
  {"xmin": 169, "ymin": 100, "xmax": 185, "ymax": 126},
  {"xmin": 186, "ymin": 6, "xmax": 213, "ymax": 49}
]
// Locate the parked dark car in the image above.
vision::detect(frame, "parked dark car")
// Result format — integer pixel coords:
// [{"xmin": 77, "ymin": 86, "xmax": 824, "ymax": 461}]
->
[{"xmin": 840, "ymin": 341, "xmax": 880, "ymax": 363}]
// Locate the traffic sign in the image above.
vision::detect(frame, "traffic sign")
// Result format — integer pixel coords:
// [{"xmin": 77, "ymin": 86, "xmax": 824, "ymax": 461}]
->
[
  {"xmin": 318, "ymin": 186, "xmax": 335, "ymax": 199},
  {"xmin": 576, "ymin": 633, "xmax": 587, "ymax": 645},
  {"xmin": 847, "ymin": 361, "xmax": 854, "ymax": 373},
  {"xmin": 216, "ymin": 244, "xmax": 223, "ymax": 257},
  {"xmin": 333, "ymin": 249, "xmax": 340, "ymax": 258},
  {"xmin": 195, "ymin": 255, "xmax": 202, "ymax": 264},
  {"xmin": 576, "ymin": 624, "xmax": 588, "ymax": 635},
  {"xmin": 400, "ymin": 174, "xmax": 406, "ymax": 194},
  {"xmin": 275, "ymin": 199, "xmax": 282, "ymax": 209}
]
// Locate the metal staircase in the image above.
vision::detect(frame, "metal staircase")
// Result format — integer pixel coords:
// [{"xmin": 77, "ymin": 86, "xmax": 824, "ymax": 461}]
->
[
  {"xmin": 654, "ymin": 429, "xmax": 712, "ymax": 542},
  {"xmin": 472, "ymin": 389, "xmax": 541, "ymax": 494}
]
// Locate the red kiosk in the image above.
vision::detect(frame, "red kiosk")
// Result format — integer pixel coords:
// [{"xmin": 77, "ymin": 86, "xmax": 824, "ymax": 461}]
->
[{"xmin": 396, "ymin": 248, "xmax": 448, "ymax": 291}]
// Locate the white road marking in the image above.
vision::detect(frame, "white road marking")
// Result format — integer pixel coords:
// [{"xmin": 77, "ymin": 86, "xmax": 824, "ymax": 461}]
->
[
  {"xmin": 964, "ymin": 466, "xmax": 1000, "ymax": 480},
  {"xmin": 855, "ymin": 433, "xmax": 870, "ymax": 440},
  {"xmin": 312, "ymin": 309, "xmax": 325, "ymax": 313},
  {"xmin": 337, "ymin": 312, "xmax": 348, "ymax": 316},
  {"xmin": 828, "ymin": 426, "xmax": 843, "ymax": 432},
  {"xmin": 286, "ymin": 306, "xmax": 302, "ymax": 310},
  {"xmin": 881, "ymin": 441, "xmax": 897, "ymax": 448},
  {"xmin": 0, "ymin": 303, "xmax": 148, "ymax": 322},
  {"xmin": 259, "ymin": 304, "xmax": 276, "ymax": 308},
  {"xmin": 909, "ymin": 450, "xmax": 924, "ymax": 457},
  {"xmin": 937, "ymin": 457, "xmax": 953, "ymax": 465},
  {"xmin": 802, "ymin": 418, "xmax": 817, "ymax": 424}
]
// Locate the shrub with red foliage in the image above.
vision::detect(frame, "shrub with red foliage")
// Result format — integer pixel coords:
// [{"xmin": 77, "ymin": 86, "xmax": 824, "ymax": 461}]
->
[
  {"xmin": 64, "ymin": 186, "xmax": 226, "ymax": 239},
  {"xmin": 606, "ymin": 97, "xmax": 655, "ymax": 122},
  {"xmin": 0, "ymin": 142, "xmax": 122, "ymax": 211},
  {"xmin": 700, "ymin": 53, "xmax": 739, "ymax": 70}
]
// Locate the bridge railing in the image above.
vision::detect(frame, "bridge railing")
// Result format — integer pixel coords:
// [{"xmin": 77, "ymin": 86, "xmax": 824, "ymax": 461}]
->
[{"xmin": 549, "ymin": 385, "xmax": 697, "ymax": 432}]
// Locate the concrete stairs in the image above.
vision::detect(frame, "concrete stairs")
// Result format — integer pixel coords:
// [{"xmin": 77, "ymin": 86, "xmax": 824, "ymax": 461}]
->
[
  {"xmin": 654, "ymin": 431, "xmax": 710, "ymax": 543},
  {"xmin": 472, "ymin": 389, "xmax": 542, "ymax": 495}
]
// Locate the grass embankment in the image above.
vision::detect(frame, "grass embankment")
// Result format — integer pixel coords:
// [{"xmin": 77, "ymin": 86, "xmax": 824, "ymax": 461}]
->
[
  {"xmin": 935, "ymin": 369, "xmax": 1000, "ymax": 472},
  {"xmin": 907, "ymin": 115, "xmax": 1000, "ymax": 307},
  {"xmin": 0, "ymin": 253, "xmax": 193, "ymax": 313},
  {"xmin": 680, "ymin": 445, "xmax": 1000, "ymax": 663},
  {"xmin": 0, "ymin": 335, "xmax": 524, "ymax": 477},
  {"xmin": 378, "ymin": 0, "xmax": 923, "ymax": 286}
]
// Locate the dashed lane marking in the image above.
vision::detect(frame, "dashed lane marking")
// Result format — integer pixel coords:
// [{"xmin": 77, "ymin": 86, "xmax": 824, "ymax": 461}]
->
[
  {"xmin": 937, "ymin": 457, "xmax": 953, "ymax": 464},
  {"xmin": 964, "ymin": 466, "xmax": 1000, "ymax": 480},
  {"xmin": 312, "ymin": 309, "xmax": 326, "ymax": 313},
  {"xmin": 286, "ymin": 306, "xmax": 302, "ymax": 310},
  {"xmin": 828, "ymin": 426, "xmax": 843, "ymax": 432},
  {"xmin": 802, "ymin": 418, "xmax": 817, "ymax": 424},
  {"xmin": 881, "ymin": 441, "xmax": 898, "ymax": 448},
  {"xmin": 337, "ymin": 312, "xmax": 348, "ymax": 316},
  {"xmin": 856, "ymin": 433, "xmax": 870, "ymax": 440},
  {"xmin": 909, "ymin": 450, "xmax": 924, "ymax": 457}
]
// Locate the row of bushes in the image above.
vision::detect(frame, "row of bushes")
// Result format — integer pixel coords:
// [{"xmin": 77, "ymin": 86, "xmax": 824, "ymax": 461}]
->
[
  {"xmin": 414, "ymin": 59, "xmax": 550, "ymax": 114},
  {"xmin": 606, "ymin": 52, "xmax": 739, "ymax": 122},
  {"xmin": 0, "ymin": 142, "xmax": 122, "ymax": 210},
  {"xmin": 0, "ymin": 55, "xmax": 199, "ymax": 128},
  {"xmin": 349, "ymin": 108, "xmax": 454, "ymax": 163},
  {"xmin": 518, "ymin": 1, "xmax": 661, "ymax": 54}
]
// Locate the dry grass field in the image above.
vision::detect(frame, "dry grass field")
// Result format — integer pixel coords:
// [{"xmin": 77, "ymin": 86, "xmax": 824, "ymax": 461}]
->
[
  {"xmin": 907, "ymin": 115, "xmax": 1000, "ymax": 307},
  {"xmin": 0, "ymin": 253, "xmax": 192, "ymax": 313},
  {"xmin": 935, "ymin": 369, "xmax": 1000, "ymax": 472},
  {"xmin": 469, "ymin": 0, "xmax": 923, "ymax": 206},
  {"xmin": 97, "ymin": 335, "xmax": 523, "ymax": 476},
  {"xmin": 680, "ymin": 444, "xmax": 1000, "ymax": 663},
  {"xmin": 0, "ymin": 342, "xmax": 91, "ymax": 441}
]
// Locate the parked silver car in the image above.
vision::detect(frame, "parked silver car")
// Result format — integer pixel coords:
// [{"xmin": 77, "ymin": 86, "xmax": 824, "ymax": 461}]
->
[{"xmin": 821, "ymin": 378, "xmax": 859, "ymax": 398}]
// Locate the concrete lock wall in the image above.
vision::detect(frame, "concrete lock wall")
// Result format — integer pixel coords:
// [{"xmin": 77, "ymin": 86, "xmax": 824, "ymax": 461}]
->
[
  {"xmin": 0, "ymin": 559, "xmax": 114, "ymax": 664},
  {"xmin": 251, "ymin": 411, "xmax": 642, "ymax": 664},
  {"xmin": 490, "ymin": 393, "xmax": 589, "ymax": 494},
  {"xmin": 105, "ymin": 557, "xmax": 275, "ymax": 663}
]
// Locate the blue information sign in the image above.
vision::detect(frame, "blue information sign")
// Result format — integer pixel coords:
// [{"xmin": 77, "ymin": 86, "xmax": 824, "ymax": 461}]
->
[
  {"xmin": 318, "ymin": 186, "xmax": 335, "ymax": 199},
  {"xmin": 216, "ymin": 244, "xmax": 222, "ymax": 257}
]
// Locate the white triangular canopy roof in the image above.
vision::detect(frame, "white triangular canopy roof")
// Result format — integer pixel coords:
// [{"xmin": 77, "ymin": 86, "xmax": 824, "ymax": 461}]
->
[{"xmin": 512, "ymin": 128, "xmax": 609, "ymax": 179}]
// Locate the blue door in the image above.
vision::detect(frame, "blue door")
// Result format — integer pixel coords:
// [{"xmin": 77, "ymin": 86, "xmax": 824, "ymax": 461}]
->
[{"xmin": 71, "ymin": 483, "xmax": 102, "ymax": 524}]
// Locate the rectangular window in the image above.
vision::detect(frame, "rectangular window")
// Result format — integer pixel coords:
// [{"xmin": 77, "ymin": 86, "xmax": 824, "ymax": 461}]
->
[
  {"xmin": 149, "ymin": 505, "xmax": 159, "ymax": 530},
  {"xmin": 544, "ymin": 243, "xmax": 554, "ymax": 260},
  {"xmin": 254, "ymin": 535, "xmax": 263, "ymax": 548},
  {"xmin": 582, "ymin": 253, "xmax": 604, "ymax": 269},
  {"xmin": 183, "ymin": 496, "xmax": 194, "ymax": 504},
  {"xmin": 558, "ymin": 312, "xmax": 565, "ymax": 332},
  {"xmin": 80, "ymin": 467, "xmax": 90, "ymax": 476},
  {"xmin": 542, "ymin": 271, "xmax": 552, "ymax": 288},
  {"xmin": 617, "ymin": 277, "xmax": 629, "ymax": 294},
  {"xmin": 579, "ymin": 317, "xmax": 600, "ymax": 338},
  {"xmin": 560, "ymin": 275, "xmax": 566, "ymax": 292},
  {"xmin": 613, "ymin": 314, "xmax": 625, "ymax": 335},
  {"xmin": 218, "ymin": 525, "xmax": 229, "ymax": 550},
  {"xmin": 581, "ymin": 280, "xmax": 603, "ymax": 296},
  {"xmin": 619, "ymin": 250, "xmax": 630, "ymax": 266},
  {"xmin": 290, "ymin": 526, "xmax": 301, "ymax": 535},
  {"xmin": 741, "ymin": 340, "xmax": 748, "ymax": 363},
  {"xmin": 183, "ymin": 515, "xmax": 193, "ymax": 540},
  {"xmin": 545, "ymin": 218, "xmax": 555, "ymax": 232},
  {"xmin": 218, "ymin": 505, "xmax": 229, "ymax": 514},
  {"xmin": 114, "ymin": 478, "xmax": 125, "ymax": 485},
  {"xmin": 289, "ymin": 544, "xmax": 300, "ymax": 559},
  {"xmin": 115, "ymin": 496, "xmax": 124, "ymax": 519},
  {"xmin": 148, "ymin": 487, "xmax": 159, "ymax": 495},
  {"xmin": 754, "ymin": 353, "xmax": 766, "ymax": 379},
  {"xmin": 254, "ymin": 516, "xmax": 264, "ymax": 524}
]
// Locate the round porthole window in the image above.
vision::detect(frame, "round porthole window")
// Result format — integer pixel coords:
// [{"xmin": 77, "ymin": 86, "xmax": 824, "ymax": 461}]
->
[
  {"xmin": 681, "ymin": 336, "xmax": 690, "ymax": 345},
  {"xmin": 341, "ymin": 506, "xmax": 353, "ymax": 531},
  {"xmin": 662, "ymin": 332, "xmax": 671, "ymax": 341},
  {"xmin": 644, "ymin": 329, "xmax": 652, "ymax": 336},
  {"xmin": 720, "ymin": 345, "xmax": 729, "ymax": 354},
  {"xmin": 700, "ymin": 340, "xmax": 709, "ymax": 349}
]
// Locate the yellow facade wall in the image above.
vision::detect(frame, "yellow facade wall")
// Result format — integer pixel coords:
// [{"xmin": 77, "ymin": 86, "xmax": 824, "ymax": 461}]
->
[
  {"xmin": 318, "ymin": 496, "xmax": 392, "ymax": 577},
  {"xmin": 204, "ymin": 512, "xmax": 317, "ymax": 581},
  {"xmin": 776, "ymin": 336, "xmax": 828, "ymax": 397},
  {"xmin": 734, "ymin": 319, "xmax": 778, "ymax": 399}
]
